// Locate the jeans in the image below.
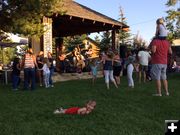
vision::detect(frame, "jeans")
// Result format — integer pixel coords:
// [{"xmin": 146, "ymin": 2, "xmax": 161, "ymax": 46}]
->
[
  {"xmin": 127, "ymin": 64, "xmax": 134, "ymax": 87},
  {"xmin": 12, "ymin": 74, "xmax": 20, "ymax": 90},
  {"xmin": 104, "ymin": 70, "xmax": 115, "ymax": 83},
  {"xmin": 49, "ymin": 67, "xmax": 54, "ymax": 85},
  {"xmin": 24, "ymin": 68, "xmax": 36, "ymax": 90},
  {"xmin": 44, "ymin": 73, "xmax": 50, "ymax": 88}
]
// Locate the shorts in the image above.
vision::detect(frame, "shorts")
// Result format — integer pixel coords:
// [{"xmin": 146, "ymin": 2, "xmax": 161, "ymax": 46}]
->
[
  {"xmin": 151, "ymin": 64, "xmax": 167, "ymax": 80},
  {"xmin": 113, "ymin": 66, "xmax": 122, "ymax": 76},
  {"xmin": 139, "ymin": 65, "xmax": 148, "ymax": 72},
  {"xmin": 65, "ymin": 107, "xmax": 80, "ymax": 114}
]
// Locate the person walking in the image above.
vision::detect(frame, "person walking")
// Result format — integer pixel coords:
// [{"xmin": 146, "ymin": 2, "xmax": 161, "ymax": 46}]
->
[
  {"xmin": 138, "ymin": 47, "xmax": 151, "ymax": 83},
  {"xmin": 113, "ymin": 50, "xmax": 121, "ymax": 85},
  {"xmin": 126, "ymin": 51, "xmax": 135, "ymax": 88},
  {"xmin": 103, "ymin": 51, "xmax": 118, "ymax": 89}
]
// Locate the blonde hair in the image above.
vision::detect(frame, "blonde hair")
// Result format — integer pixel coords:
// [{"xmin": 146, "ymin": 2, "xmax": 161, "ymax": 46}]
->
[{"xmin": 43, "ymin": 57, "xmax": 50, "ymax": 67}]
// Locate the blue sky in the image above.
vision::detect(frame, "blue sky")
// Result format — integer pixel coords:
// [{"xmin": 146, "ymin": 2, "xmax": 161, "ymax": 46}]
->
[{"xmin": 75, "ymin": 0, "xmax": 169, "ymax": 43}]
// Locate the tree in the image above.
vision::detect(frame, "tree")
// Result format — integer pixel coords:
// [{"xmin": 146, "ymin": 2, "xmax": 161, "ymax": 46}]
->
[
  {"xmin": 0, "ymin": 0, "xmax": 64, "ymax": 37},
  {"xmin": 63, "ymin": 34, "xmax": 87, "ymax": 52},
  {"xmin": 118, "ymin": 6, "xmax": 131, "ymax": 45},
  {"xmin": 165, "ymin": 0, "xmax": 180, "ymax": 41},
  {"xmin": 94, "ymin": 35, "xmax": 100, "ymax": 44},
  {"xmin": 100, "ymin": 31, "xmax": 111, "ymax": 51},
  {"xmin": 132, "ymin": 32, "xmax": 146, "ymax": 49}
]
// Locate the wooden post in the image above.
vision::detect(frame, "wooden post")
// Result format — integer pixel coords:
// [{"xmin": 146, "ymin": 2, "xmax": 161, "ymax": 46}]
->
[
  {"xmin": 112, "ymin": 30, "xmax": 116, "ymax": 50},
  {"xmin": 42, "ymin": 16, "xmax": 53, "ymax": 57}
]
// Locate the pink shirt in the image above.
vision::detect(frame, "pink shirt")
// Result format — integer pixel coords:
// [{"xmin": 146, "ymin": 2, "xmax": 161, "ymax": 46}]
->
[{"xmin": 150, "ymin": 39, "xmax": 170, "ymax": 64}]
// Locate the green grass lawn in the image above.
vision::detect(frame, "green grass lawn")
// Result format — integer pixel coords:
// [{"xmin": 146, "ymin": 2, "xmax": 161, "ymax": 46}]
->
[{"xmin": 0, "ymin": 73, "xmax": 180, "ymax": 135}]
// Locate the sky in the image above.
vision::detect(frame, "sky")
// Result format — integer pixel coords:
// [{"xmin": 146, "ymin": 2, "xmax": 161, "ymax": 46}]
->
[{"xmin": 75, "ymin": 0, "xmax": 169, "ymax": 43}]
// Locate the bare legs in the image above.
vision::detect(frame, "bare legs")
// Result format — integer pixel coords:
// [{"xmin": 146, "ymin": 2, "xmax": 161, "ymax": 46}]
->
[
  {"xmin": 114, "ymin": 76, "xmax": 120, "ymax": 85},
  {"xmin": 139, "ymin": 71, "xmax": 146, "ymax": 83},
  {"xmin": 155, "ymin": 79, "xmax": 169, "ymax": 96}
]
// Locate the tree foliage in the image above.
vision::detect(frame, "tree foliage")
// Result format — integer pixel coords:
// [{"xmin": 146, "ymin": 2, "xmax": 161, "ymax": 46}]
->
[
  {"xmin": 94, "ymin": 35, "xmax": 100, "ymax": 44},
  {"xmin": 0, "ymin": 0, "xmax": 64, "ymax": 37},
  {"xmin": 118, "ymin": 6, "xmax": 131, "ymax": 44},
  {"xmin": 63, "ymin": 34, "xmax": 87, "ymax": 52},
  {"xmin": 165, "ymin": 0, "xmax": 180, "ymax": 41},
  {"xmin": 100, "ymin": 31, "xmax": 111, "ymax": 51}
]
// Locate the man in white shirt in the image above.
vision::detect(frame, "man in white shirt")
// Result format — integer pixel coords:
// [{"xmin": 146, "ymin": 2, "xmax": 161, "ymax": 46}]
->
[{"xmin": 138, "ymin": 47, "xmax": 151, "ymax": 83}]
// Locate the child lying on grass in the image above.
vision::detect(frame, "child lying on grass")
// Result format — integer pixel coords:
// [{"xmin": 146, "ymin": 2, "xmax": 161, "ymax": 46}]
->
[{"xmin": 54, "ymin": 100, "xmax": 96, "ymax": 115}]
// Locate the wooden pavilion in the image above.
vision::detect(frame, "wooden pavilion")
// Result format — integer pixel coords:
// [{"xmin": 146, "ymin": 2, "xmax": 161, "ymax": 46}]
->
[{"xmin": 31, "ymin": 0, "xmax": 129, "ymax": 56}]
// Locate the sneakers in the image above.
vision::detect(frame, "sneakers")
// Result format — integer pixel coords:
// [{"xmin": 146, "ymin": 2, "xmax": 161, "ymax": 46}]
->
[
  {"xmin": 54, "ymin": 107, "xmax": 64, "ymax": 114},
  {"xmin": 152, "ymin": 94, "xmax": 162, "ymax": 97},
  {"xmin": 166, "ymin": 92, "xmax": 170, "ymax": 96},
  {"xmin": 51, "ymin": 85, "xmax": 54, "ymax": 88}
]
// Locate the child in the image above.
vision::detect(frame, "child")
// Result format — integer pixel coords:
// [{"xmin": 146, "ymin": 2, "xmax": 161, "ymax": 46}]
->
[
  {"xmin": 12, "ymin": 57, "xmax": 21, "ymax": 90},
  {"xmin": 54, "ymin": 100, "xmax": 96, "ymax": 115},
  {"xmin": 90, "ymin": 59, "xmax": 100, "ymax": 85},
  {"xmin": 155, "ymin": 18, "xmax": 167, "ymax": 40},
  {"xmin": 126, "ymin": 51, "xmax": 135, "ymax": 88},
  {"xmin": 42, "ymin": 57, "xmax": 50, "ymax": 88}
]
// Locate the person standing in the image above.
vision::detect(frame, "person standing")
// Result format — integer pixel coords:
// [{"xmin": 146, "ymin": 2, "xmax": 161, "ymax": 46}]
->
[
  {"xmin": 48, "ymin": 52, "xmax": 55, "ymax": 87},
  {"xmin": 42, "ymin": 57, "xmax": 50, "ymax": 88},
  {"xmin": 150, "ymin": 28, "xmax": 172, "ymax": 96},
  {"xmin": 138, "ymin": 47, "xmax": 151, "ymax": 83},
  {"xmin": 36, "ymin": 51, "xmax": 44, "ymax": 86},
  {"xmin": 12, "ymin": 57, "xmax": 21, "ymax": 90},
  {"xmin": 22, "ymin": 48, "xmax": 38, "ymax": 90},
  {"xmin": 90, "ymin": 59, "xmax": 100, "ymax": 85}
]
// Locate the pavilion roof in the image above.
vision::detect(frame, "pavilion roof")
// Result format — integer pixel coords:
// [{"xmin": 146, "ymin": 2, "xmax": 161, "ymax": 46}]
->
[
  {"xmin": 58, "ymin": 0, "xmax": 128, "ymax": 28},
  {"xmin": 52, "ymin": 0, "xmax": 128, "ymax": 37}
]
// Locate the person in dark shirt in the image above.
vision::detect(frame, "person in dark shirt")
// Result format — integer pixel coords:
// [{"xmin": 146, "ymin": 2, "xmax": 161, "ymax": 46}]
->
[
  {"xmin": 48, "ymin": 52, "xmax": 55, "ymax": 87},
  {"xmin": 12, "ymin": 57, "xmax": 21, "ymax": 90},
  {"xmin": 36, "ymin": 51, "xmax": 44, "ymax": 86}
]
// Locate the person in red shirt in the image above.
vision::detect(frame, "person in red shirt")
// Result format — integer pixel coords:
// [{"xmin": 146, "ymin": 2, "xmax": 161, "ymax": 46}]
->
[
  {"xmin": 54, "ymin": 100, "xmax": 96, "ymax": 115},
  {"xmin": 150, "ymin": 38, "xmax": 172, "ymax": 96}
]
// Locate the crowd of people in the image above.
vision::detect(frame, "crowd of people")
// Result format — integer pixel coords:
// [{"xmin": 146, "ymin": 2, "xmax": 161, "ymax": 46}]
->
[
  {"xmin": 0, "ymin": 17, "xmax": 176, "ymax": 117},
  {"xmin": 11, "ymin": 48, "xmax": 55, "ymax": 90},
  {"xmin": 0, "ymin": 18, "xmax": 175, "ymax": 99},
  {"xmin": 53, "ymin": 17, "xmax": 175, "ymax": 116},
  {"xmin": 86, "ymin": 17, "xmax": 173, "ymax": 97}
]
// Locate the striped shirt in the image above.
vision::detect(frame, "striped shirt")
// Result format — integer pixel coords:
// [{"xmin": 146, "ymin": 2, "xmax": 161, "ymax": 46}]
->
[{"xmin": 24, "ymin": 53, "xmax": 35, "ymax": 68}]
